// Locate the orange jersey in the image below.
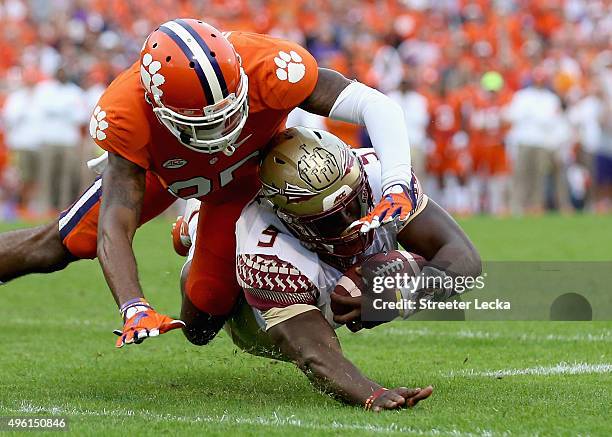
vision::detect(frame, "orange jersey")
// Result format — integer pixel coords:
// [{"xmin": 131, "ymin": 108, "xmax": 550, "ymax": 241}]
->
[
  {"xmin": 427, "ymin": 91, "xmax": 471, "ymax": 177},
  {"xmin": 324, "ymin": 118, "xmax": 361, "ymax": 148},
  {"xmin": 468, "ymin": 90, "xmax": 512, "ymax": 175},
  {"xmin": 468, "ymin": 90, "xmax": 511, "ymax": 148},
  {"xmin": 428, "ymin": 90, "xmax": 466, "ymax": 140},
  {"xmin": 90, "ymin": 32, "xmax": 318, "ymax": 204}
]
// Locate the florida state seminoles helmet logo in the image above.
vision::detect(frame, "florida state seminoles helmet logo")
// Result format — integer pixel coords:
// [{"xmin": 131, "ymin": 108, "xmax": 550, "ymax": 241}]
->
[
  {"xmin": 297, "ymin": 146, "xmax": 341, "ymax": 191},
  {"xmin": 259, "ymin": 127, "xmax": 374, "ymax": 258}
]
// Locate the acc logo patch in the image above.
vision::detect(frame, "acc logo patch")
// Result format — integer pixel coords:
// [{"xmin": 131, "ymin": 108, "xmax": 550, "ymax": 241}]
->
[{"xmin": 163, "ymin": 158, "xmax": 188, "ymax": 169}]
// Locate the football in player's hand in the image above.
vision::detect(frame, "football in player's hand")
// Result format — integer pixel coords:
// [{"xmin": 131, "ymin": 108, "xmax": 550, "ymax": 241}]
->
[
  {"xmin": 331, "ymin": 250, "xmax": 427, "ymax": 317},
  {"xmin": 330, "ymin": 265, "xmax": 364, "ymax": 316}
]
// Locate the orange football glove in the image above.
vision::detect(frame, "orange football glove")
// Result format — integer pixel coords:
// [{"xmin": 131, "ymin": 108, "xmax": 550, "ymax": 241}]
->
[
  {"xmin": 351, "ymin": 184, "xmax": 416, "ymax": 233},
  {"xmin": 113, "ymin": 299, "xmax": 185, "ymax": 348}
]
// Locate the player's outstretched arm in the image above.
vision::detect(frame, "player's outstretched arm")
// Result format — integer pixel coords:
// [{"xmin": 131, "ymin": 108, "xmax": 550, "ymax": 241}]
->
[
  {"xmin": 97, "ymin": 152, "xmax": 146, "ymax": 304},
  {"xmin": 300, "ymin": 68, "xmax": 415, "ymax": 233},
  {"xmin": 329, "ymin": 200, "xmax": 481, "ymax": 327},
  {"xmin": 268, "ymin": 309, "xmax": 433, "ymax": 411},
  {"xmin": 98, "ymin": 152, "xmax": 184, "ymax": 347}
]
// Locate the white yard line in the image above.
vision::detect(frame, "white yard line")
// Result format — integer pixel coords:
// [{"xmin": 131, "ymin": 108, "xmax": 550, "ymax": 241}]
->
[
  {"xmin": 0, "ymin": 402, "xmax": 495, "ymax": 437},
  {"xmin": 379, "ymin": 327, "xmax": 612, "ymax": 343},
  {"xmin": 447, "ymin": 362, "xmax": 612, "ymax": 378}
]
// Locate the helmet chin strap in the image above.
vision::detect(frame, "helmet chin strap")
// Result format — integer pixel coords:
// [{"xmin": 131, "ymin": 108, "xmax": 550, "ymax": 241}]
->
[{"xmin": 222, "ymin": 145, "xmax": 235, "ymax": 156}]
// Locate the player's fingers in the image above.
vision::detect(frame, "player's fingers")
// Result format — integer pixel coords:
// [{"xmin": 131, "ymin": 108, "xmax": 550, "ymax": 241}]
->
[
  {"xmin": 406, "ymin": 385, "xmax": 433, "ymax": 407},
  {"xmin": 330, "ymin": 293, "xmax": 360, "ymax": 308},
  {"xmin": 399, "ymin": 208, "xmax": 411, "ymax": 221},
  {"xmin": 123, "ymin": 330, "xmax": 136, "ymax": 345},
  {"xmin": 356, "ymin": 220, "xmax": 371, "ymax": 233},
  {"xmin": 159, "ymin": 319, "xmax": 186, "ymax": 334},
  {"xmin": 382, "ymin": 207, "xmax": 401, "ymax": 222},
  {"xmin": 386, "ymin": 392, "xmax": 407, "ymax": 406},
  {"xmin": 135, "ymin": 329, "xmax": 149, "ymax": 341},
  {"xmin": 369, "ymin": 217, "xmax": 381, "ymax": 230},
  {"xmin": 360, "ymin": 223, "xmax": 371, "ymax": 233},
  {"xmin": 373, "ymin": 394, "xmax": 405, "ymax": 412},
  {"xmin": 394, "ymin": 387, "xmax": 422, "ymax": 399},
  {"xmin": 349, "ymin": 219, "xmax": 364, "ymax": 230},
  {"xmin": 380, "ymin": 214, "xmax": 395, "ymax": 224},
  {"xmin": 333, "ymin": 308, "xmax": 361, "ymax": 324},
  {"xmin": 115, "ymin": 334, "xmax": 126, "ymax": 348}
]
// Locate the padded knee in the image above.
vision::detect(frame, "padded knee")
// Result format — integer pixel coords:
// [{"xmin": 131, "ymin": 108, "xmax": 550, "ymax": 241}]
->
[{"xmin": 182, "ymin": 313, "xmax": 226, "ymax": 346}]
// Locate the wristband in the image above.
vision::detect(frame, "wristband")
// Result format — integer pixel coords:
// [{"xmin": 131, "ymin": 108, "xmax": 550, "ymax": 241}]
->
[
  {"xmin": 119, "ymin": 298, "xmax": 152, "ymax": 321},
  {"xmin": 364, "ymin": 387, "xmax": 388, "ymax": 410}
]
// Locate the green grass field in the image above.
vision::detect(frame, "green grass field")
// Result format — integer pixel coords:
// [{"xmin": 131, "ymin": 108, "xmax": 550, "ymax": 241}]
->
[{"xmin": 0, "ymin": 215, "xmax": 611, "ymax": 436}]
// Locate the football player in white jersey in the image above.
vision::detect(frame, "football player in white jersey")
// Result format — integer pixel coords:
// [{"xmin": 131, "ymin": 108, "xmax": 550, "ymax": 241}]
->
[{"xmin": 175, "ymin": 127, "xmax": 480, "ymax": 411}]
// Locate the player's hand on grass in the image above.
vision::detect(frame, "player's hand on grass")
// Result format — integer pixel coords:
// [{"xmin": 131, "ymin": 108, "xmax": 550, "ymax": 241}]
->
[
  {"xmin": 113, "ymin": 299, "xmax": 185, "ymax": 348},
  {"xmin": 367, "ymin": 386, "xmax": 434, "ymax": 412},
  {"xmin": 351, "ymin": 184, "xmax": 415, "ymax": 233}
]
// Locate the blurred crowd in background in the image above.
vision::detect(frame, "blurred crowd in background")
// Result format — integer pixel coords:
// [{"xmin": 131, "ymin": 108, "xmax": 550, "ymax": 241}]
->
[{"xmin": 1, "ymin": 0, "xmax": 612, "ymax": 221}]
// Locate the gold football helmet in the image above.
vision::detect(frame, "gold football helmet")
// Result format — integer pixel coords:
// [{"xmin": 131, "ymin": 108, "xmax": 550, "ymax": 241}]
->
[{"xmin": 259, "ymin": 126, "xmax": 373, "ymax": 257}]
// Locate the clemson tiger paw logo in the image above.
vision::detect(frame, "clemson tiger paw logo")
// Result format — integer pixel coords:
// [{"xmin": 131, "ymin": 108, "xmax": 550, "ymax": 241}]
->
[
  {"xmin": 274, "ymin": 50, "xmax": 305, "ymax": 83},
  {"xmin": 89, "ymin": 106, "xmax": 108, "ymax": 141},
  {"xmin": 140, "ymin": 53, "xmax": 165, "ymax": 97}
]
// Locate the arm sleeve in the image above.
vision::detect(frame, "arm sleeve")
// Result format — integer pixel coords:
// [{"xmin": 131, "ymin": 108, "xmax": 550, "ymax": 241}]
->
[{"xmin": 329, "ymin": 81, "xmax": 412, "ymax": 192}]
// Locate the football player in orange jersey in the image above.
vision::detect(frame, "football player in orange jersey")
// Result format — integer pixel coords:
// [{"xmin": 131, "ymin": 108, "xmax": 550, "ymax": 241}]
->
[
  {"xmin": 467, "ymin": 72, "xmax": 511, "ymax": 214},
  {"xmin": 427, "ymin": 84, "xmax": 472, "ymax": 212},
  {"xmin": 0, "ymin": 19, "xmax": 415, "ymax": 348}
]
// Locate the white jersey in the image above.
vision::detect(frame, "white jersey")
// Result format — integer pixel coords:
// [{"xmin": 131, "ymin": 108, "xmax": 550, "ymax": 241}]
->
[
  {"xmin": 185, "ymin": 149, "xmax": 426, "ymax": 331},
  {"xmin": 234, "ymin": 149, "xmax": 427, "ymax": 330}
]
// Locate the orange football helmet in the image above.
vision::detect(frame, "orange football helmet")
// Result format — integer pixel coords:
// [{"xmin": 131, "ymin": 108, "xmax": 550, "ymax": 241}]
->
[{"xmin": 140, "ymin": 18, "xmax": 248, "ymax": 155}]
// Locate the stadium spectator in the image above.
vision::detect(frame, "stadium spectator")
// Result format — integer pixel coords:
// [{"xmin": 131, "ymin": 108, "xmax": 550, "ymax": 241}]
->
[
  {"xmin": 2, "ymin": 67, "xmax": 44, "ymax": 216},
  {"xmin": 504, "ymin": 69, "xmax": 566, "ymax": 214},
  {"xmin": 594, "ymin": 95, "xmax": 612, "ymax": 212},
  {"xmin": 567, "ymin": 82, "xmax": 603, "ymax": 207},
  {"xmin": 466, "ymin": 71, "xmax": 512, "ymax": 215},
  {"xmin": 1, "ymin": 0, "xmax": 612, "ymax": 218},
  {"xmin": 388, "ymin": 77, "xmax": 429, "ymax": 181},
  {"xmin": 35, "ymin": 66, "xmax": 87, "ymax": 211}
]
